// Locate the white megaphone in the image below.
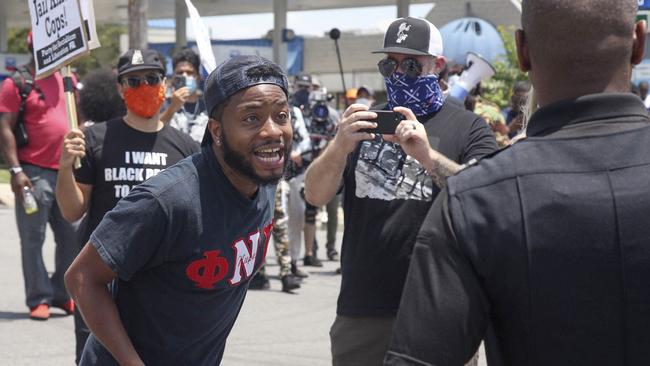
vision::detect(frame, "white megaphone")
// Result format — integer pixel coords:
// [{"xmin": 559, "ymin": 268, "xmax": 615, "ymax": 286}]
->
[{"xmin": 449, "ymin": 52, "xmax": 496, "ymax": 101}]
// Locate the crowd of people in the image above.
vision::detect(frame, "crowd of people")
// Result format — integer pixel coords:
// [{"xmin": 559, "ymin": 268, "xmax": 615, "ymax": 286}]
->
[{"xmin": 2, "ymin": 0, "xmax": 650, "ymax": 364}]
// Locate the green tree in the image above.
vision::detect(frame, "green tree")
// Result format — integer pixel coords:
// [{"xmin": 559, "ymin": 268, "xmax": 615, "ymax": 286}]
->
[
  {"xmin": 7, "ymin": 28, "xmax": 31, "ymax": 54},
  {"xmin": 71, "ymin": 24, "xmax": 127, "ymax": 77},
  {"xmin": 481, "ymin": 26, "xmax": 530, "ymax": 109}
]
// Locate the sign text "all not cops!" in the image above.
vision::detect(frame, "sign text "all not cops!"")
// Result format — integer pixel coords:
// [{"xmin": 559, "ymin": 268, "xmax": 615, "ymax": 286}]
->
[{"xmin": 28, "ymin": 0, "xmax": 89, "ymax": 78}]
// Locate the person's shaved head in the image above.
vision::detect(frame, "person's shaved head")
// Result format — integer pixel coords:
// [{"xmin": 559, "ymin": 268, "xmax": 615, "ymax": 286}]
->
[{"xmin": 518, "ymin": 0, "xmax": 644, "ymax": 105}]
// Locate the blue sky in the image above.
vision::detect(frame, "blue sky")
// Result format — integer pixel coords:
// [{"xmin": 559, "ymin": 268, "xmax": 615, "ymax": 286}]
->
[{"xmin": 187, "ymin": 4, "xmax": 435, "ymax": 40}]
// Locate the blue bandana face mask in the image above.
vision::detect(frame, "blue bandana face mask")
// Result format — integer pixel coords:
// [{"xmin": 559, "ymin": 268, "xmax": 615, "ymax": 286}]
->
[{"xmin": 384, "ymin": 72, "xmax": 444, "ymax": 116}]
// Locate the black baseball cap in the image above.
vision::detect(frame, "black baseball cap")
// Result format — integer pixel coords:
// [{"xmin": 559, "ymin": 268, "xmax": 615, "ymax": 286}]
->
[
  {"xmin": 294, "ymin": 73, "xmax": 312, "ymax": 86},
  {"xmin": 117, "ymin": 49, "xmax": 165, "ymax": 81},
  {"xmin": 201, "ymin": 55, "xmax": 289, "ymax": 146},
  {"xmin": 373, "ymin": 17, "xmax": 443, "ymax": 57}
]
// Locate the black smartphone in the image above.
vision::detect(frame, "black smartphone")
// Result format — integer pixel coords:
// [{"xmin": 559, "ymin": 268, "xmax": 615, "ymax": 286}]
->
[
  {"xmin": 173, "ymin": 75, "xmax": 186, "ymax": 89},
  {"xmin": 360, "ymin": 110, "xmax": 404, "ymax": 134}
]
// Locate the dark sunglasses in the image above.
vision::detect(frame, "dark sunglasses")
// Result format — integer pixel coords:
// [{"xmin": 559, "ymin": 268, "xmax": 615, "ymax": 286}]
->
[
  {"xmin": 377, "ymin": 57, "xmax": 423, "ymax": 78},
  {"xmin": 122, "ymin": 73, "xmax": 163, "ymax": 88}
]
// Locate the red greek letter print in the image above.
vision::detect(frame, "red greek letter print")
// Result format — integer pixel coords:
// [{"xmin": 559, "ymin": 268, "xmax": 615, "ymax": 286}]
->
[
  {"xmin": 259, "ymin": 221, "xmax": 274, "ymax": 266},
  {"xmin": 185, "ymin": 250, "xmax": 230, "ymax": 289}
]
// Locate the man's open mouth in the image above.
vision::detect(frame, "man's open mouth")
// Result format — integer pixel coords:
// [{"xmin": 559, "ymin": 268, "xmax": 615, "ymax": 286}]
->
[{"xmin": 253, "ymin": 145, "xmax": 285, "ymax": 168}]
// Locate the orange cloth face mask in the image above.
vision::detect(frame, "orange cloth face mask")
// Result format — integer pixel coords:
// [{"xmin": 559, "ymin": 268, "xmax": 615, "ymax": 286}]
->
[{"xmin": 123, "ymin": 84, "xmax": 165, "ymax": 118}]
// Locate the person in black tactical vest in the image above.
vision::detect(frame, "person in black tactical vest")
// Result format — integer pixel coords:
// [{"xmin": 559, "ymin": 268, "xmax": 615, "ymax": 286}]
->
[{"xmin": 386, "ymin": 1, "xmax": 650, "ymax": 365}]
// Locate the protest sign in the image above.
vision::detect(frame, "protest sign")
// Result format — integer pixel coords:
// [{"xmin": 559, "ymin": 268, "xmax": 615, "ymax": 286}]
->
[
  {"xmin": 80, "ymin": 0, "xmax": 101, "ymax": 50},
  {"xmin": 28, "ymin": 0, "xmax": 89, "ymax": 78},
  {"xmin": 185, "ymin": 0, "xmax": 217, "ymax": 73}
]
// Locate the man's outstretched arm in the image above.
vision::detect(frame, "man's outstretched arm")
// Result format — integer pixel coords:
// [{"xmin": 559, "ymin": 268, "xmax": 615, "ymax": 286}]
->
[{"xmin": 65, "ymin": 243, "xmax": 144, "ymax": 366}]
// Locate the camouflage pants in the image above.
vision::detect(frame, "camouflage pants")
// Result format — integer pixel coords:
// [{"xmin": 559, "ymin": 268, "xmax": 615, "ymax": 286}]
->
[{"xmin": 258, "ymin": 181, "xmax": 292, "ymax": 277}]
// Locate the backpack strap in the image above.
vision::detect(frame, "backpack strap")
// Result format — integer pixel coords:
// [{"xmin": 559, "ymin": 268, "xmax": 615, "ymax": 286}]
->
[
  {"xmin": 11, "ymin": 67, "xmax": 32, "ymax": 98},
  {"xmin": 9, "ymin": 66, "xmax": 38, "ymax": 148}
]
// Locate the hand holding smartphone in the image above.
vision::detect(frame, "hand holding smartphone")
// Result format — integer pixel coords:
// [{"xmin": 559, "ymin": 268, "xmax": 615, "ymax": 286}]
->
[
  {"xmin": 173, "ymin": 75, "xmax": 187, "ymax": 90},
  {"xmin": 359, "ymin": 110, "xmax": 404, "ymax": 134}
]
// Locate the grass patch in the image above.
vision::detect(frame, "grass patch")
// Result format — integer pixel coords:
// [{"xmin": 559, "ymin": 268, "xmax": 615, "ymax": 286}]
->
[{"xmin": 0, "ymin": 169, "xmax": 9, "ymax": 184}]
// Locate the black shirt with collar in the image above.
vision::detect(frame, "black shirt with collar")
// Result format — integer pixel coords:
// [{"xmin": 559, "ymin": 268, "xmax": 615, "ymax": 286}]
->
[{"xmin": 386, "ymin": 93, "xmax": 650, "ymax": 366}]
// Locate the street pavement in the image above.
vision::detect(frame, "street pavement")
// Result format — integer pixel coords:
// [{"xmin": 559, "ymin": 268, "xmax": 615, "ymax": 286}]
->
[
  {"xmin": 0, "ymin": 202, "xmax": 486, "ymax": 365},
  {"xmin": 0, "ymin": 182, "xmax": 12, "ymax": 208}
]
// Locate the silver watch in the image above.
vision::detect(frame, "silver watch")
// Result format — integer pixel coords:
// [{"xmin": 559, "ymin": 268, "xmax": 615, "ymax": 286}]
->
[{"xmin": 9, "ymin": 166, "xmax": 23, "ymax": 176}]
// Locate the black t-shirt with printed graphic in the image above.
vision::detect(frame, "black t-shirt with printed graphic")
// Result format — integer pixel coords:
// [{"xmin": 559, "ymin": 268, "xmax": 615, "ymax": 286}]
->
[
  {"xmin": 338, "ymin": 100, "xmax": 498, "ymax": 317},
  {"xmin": 79, "ymin": 145, "xmax": 276, "ymax": 365},
  {"xmin": 74, "ymin": 117, "xmax": 199, "ymax": 245}
]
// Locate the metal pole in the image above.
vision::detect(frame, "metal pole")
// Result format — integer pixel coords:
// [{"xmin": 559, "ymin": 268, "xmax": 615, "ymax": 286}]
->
[
  {"xmin": 334, "ymin": 40, "xmax": 347, "ymax": 97},
  {"xmin": 128, "ymin": 0, "xmax": 149, "ymax": 49},
  {"xmin": 273, "ymin": 0, "xmax": 288, "ymax": 70},
  {"xmin": 397, "ymin": 0, "xmax": 410, "ymax": 18},
  {"xmin": 175, "ymin": 0, "xmax": 187, "ymax": 50},
  {"xmin": 329, "ymin": 28, "xmax": 347, "ymax": 105},
  {"xmin": 0, "ymin": 8, "xmax": 7, "ymax": 52}
]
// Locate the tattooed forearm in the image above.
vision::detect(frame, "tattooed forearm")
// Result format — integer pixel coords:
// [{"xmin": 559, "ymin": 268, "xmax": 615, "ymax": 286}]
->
[{"xmin": 426, "ymin": 153, "xmax": 462, "ymax": 189}]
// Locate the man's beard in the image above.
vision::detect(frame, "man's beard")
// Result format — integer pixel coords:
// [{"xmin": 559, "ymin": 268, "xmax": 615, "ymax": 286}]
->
[{"xmin": 221, "ymin": 130, "xmax": 290, "ymax": 186}]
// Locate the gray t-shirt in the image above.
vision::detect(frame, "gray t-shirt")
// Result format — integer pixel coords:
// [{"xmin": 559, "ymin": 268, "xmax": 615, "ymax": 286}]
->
[{"xmin": 80, "ymin": 145, "xmax": 276, "ymax": 365}]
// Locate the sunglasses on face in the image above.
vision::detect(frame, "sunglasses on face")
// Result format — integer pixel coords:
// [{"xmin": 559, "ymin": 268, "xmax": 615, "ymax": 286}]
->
[
  {"xmin": 122, "ymin": 73, "xmax": 163, "ymax": 88},
  {"xmin": 377, "ymin": 57, "xmax": 424, "ymax": 78}
]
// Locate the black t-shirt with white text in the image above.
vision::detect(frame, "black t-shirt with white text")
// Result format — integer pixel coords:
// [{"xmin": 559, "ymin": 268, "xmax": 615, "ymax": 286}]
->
[{"xmin": 74, "ymin": 117, "xmax": 199, "ymax": 244}]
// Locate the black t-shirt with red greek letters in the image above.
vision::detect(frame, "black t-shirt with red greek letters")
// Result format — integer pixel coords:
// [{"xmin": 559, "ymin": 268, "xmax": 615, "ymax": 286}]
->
[{"xmin": 79, "ymin": 145, "xmax": 275, "ymax": 365}]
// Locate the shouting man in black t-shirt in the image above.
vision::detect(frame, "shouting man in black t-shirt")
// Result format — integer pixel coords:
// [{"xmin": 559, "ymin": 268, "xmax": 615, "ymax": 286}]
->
[
  {"xmin": 61, "ymin": 54, "xmax": 292, "ymax": 365},
  {"xmin": 56, "ymin": 49, "xmax": 199, "ymax": 363},
  {"xmin": 304, "ymin": 17, "xmax": 497, "ymax": 366}
]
